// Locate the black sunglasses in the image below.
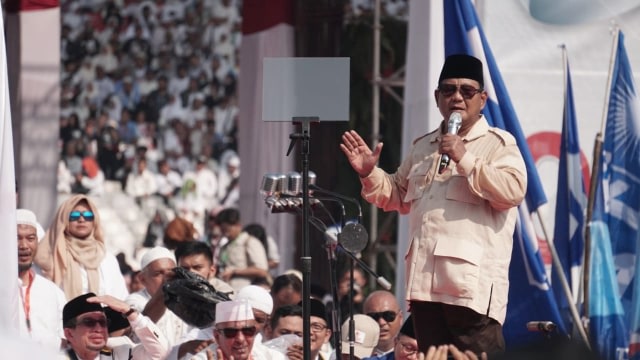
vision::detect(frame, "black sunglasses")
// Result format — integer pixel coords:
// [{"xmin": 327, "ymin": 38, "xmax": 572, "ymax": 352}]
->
[
  {"xmin": 438, "ymin": 84, "xmax": 483, "ymax": 99},
  {"xmin": 69, "ymin": 210, "xmax": 95, "ymax": 222},
  {"xmin": 218, "ymin": 326, "xmax": 258, "ymax": 338},
  {"xmin": 367, "ymin": 310, "xmax": 398, "ymax": 322},
  {"xmin": 77, "ymin": 317, "xmax": 109, "ymax": 328}
]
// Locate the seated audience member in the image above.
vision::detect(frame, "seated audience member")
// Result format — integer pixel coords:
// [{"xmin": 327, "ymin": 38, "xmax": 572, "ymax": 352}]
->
[
  {"xmin": 125, "ymin": 157, "xmax": 158, "ymax": 207},
  {"xmin": 364, "ymin": 316, "xmax": 418, "ymax": 360},
  {"xmin": 264, "ymin": 304, "xmax": 303, "ymax": 359},
  {"xmin": 243, "ymin": 223, "xmax": 280, "ymax": 271},
  {"xmin": 167, "ymin": 299, "xmax": 284, "ymax": 360},
  {"xmin": 271, "ymin": 299, "xmax": 331, "ymax": 360},
  {"xmin": 363, "ymin": 290, "xmax": 403, "ymax": 356},
  {"xmin": 167, "ymin": 285, "xmax": 282, "ymax": 360},
  {"xmin": 34, "ymin": 194, "xmax": 129, "ymax": 300},
  {"xmin": 16, "ymin": 209, "xmax": 67, "ymax": 350},
  {"xmin": 309, "ymin": 299, "xmax": 333, "ymax": 360},
  {"xmin": 126, "ymin": 247, "xmax": 188, "ymax": 346},
  {"xmin": 270, "ymin": 273, "xmax": 302, "ymax": 312},
  {"xmin": 394, "ymin": 316, "xmax": 418, "ymax": 360},
  {"xmin": 212, "ymin": 300, "xmax": 262, "ymax": 360},
  {"xmin": 337, "ymin": 267, "xmax": 367, "ymax": 319},
  {"xmin": 62, "ymin": 292, "xmax": 169, "ymax": 359},
  {"xmin": 163, "ymin": 217, "xmax": 198, "ymax": 250},
  {"xmin": 217, "ymin": 154, "xmax": 241, "ymax": 208},
  {"xmin": 129, "ymin": 270, "xmax": 144, "ymax": 293},
  {"xmin": 236, "ymin": 285, "xmax": 273, "ymax": 341},
  {"xmin": 155, "ymin": 159, "xmax": 183, "ymax": 205},
  {"xmin": 340, "ymin": 314, "xmax": 379, "ymax": 360},
  {"xmin": 144, "ymin": 210, "xmax": 168, "ymax": 248},
  {"xmin": 174, "ymin": 240, "xmax": 234, "ymax": 296},
  {"xmin": 79, "ymin": 156, "xmax": 106, "ymax": 196},
  {"xmin": 216, "ymin": 208, "xmax": 270, "ymax": 292}
]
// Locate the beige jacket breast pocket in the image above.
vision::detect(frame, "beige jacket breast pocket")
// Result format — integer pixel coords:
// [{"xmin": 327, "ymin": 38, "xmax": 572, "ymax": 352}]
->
[
  {"xmin": 403, "ymin": 160, "xmax": 433, "ymax": 203},
  {"xmin": 431, "ymin": 239, "xmax": 483, "ymax": 299}
]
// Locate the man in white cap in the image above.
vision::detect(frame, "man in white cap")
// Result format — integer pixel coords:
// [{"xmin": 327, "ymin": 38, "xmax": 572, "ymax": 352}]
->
[
  {"xmin": 167, "ymin": 285, "xmax": 284, "ymax": 360},
  {"xmin": 236, "ymin": 285, "xmax": 272, "ymax": 337},
  {"xmin": 213, "ymin": 299, "xmax": 259, "ymax": 360},
  {"xmin": 16, "ymin": 208, "xmax": 67, "ymax": 350},
  {"xmin": 340, "ymin": 314, "xmax": 380, "ymax": 360},
  {"xmin": 126, "ymin": 246, "xmax": 188, "ymax": 346}
]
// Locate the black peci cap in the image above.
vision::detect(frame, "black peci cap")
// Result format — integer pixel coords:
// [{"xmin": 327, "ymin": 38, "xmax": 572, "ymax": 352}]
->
[
  {"xmin": 399, "ymin": 314, "xmax": 415, "ymax": 339},
  {"xmin": 438, "ymin": 54, "xmax": 484, "ymax": 87},
  {"xmin": 63, "ymin": 293, "xmax": 103, "ymax": 325}
]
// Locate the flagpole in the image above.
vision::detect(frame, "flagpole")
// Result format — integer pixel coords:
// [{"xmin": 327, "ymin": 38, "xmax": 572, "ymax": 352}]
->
[
  {"xmin": 583, "ymin": 26, "xmax": 619, "ymax": 324},
  {"xmin": 534, "ymin": 209, "xmax": 590, "ymax": 346},
  {"xmin": 528, "ymin": 45, "xmax": 591, "ymax": 347}
]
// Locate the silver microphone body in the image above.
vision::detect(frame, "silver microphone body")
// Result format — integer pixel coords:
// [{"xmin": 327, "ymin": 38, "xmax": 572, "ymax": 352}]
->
[{"xmin": 438, "ymin": 112, "xmax": 462, "ymax": 174}]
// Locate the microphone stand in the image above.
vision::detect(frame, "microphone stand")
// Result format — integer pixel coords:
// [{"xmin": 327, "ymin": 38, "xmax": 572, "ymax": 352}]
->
[
  {"xmin": 349, "ymin": 256, "xmax": 356, "ymax": 360},
  {"xmin": 317, "ymin": 202, "xmax": 342, "ymax": 357},
  {"xmin": 286, "ymin": 117, "xmax": 318, "ymax": 360},
  {"xmin": 327, "ymin": 242, "xmax": 342, "ymax": 356},
  {"xmin": 311, "ymin": 184, "xmax": 392, "ymax": 289},
  {"xmin": 337, "ymin": 243, "xmax": 392, "ymax": 290}
]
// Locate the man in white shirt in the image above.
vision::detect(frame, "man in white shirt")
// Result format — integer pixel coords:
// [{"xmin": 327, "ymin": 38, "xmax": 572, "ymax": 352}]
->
[
  {"xmin": 214, "ymin": 300, "xmax": 280, "ymax": 360},
  {"xmin": 182, "ymin": 156, "xmax": 219, "ymax": 212},
  {"xmin": 126, "ymin": 247, "xmax": 188, "ymax": 347},
  {"xmin": 125, "ymin": 157, "xmax": 158, "ymax": 206},
  {"xmin": 16, "ymin": 209, "xmax": 67, "ymax": 351},
  {"xmin": 167, "ymin": 285, "xmax": 283, "ymax": 360},
  {"xmin": 155, "ymin": 159, "xmax": 183, "ymax": 205}
]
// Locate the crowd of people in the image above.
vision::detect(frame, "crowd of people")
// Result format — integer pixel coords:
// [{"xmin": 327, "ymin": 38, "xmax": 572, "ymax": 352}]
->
[
  {"xmin": 57, "ymin": 0, "xmax": 243, "ymax": 241},
  {"xmin": 10, "ymin": 0, "xmax": 602, "ymax": 359},
  {"xmin": 16, "ymin": 197, "xmax": 435, "ymax": 360}
]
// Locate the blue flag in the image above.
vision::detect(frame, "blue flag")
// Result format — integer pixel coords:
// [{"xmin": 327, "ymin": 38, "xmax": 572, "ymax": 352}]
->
[
  {"xmin": 443, "ymin": 0, "xmax": 567, "ymax": 348},
  {"xmin": 552, "ymin": 55, "xmax": 587, "ymax": 331},
  {"xmin": 590, "ymin": 30, "xmax": 638, "ymax": 360}
]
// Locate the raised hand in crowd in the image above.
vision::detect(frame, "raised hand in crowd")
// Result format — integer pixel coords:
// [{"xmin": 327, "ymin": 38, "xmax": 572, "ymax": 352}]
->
[{"xmin": 419, "ymin": 344, "xmax": 487, "ymax": 360}]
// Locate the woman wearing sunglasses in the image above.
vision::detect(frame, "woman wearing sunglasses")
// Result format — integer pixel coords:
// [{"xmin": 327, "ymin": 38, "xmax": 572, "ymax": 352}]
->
[{"xmin": 34, "ymin": 194, "xmax": 129, "ymax": 300}]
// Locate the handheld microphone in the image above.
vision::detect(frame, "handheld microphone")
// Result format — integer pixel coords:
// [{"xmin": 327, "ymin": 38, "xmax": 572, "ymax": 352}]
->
[
  {"xmin": 438, "ymin": 112, "xmax": 462, "ymax": 174},
  {"xmin": 526, "ymin": 321, "xmax": 557, "ymax": 333}
]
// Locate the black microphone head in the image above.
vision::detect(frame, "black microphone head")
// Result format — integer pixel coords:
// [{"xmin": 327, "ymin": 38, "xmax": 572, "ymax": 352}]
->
[{"xmin": 339, "ymin": 223, "xmax": 368, "ymax": 252}]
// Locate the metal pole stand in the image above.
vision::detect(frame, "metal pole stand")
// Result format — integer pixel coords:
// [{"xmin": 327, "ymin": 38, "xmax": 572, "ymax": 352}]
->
[{"xmin": 287, "ymin": 116, "xmax": 319, "ymax": 360}]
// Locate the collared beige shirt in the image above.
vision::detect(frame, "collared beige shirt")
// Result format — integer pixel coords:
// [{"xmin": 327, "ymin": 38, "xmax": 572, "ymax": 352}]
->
[{"xmin": 360, "ymin": 116, "xmax": 526, "ymax": 323}]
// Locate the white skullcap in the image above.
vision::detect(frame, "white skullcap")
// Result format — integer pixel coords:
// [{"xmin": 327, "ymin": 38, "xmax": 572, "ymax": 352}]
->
[
  {"xmin": 16, "ymin": 209, "xmax": 38, "ymax": 229},
  {"xmin": 215, "ymin": 299, "xmax": 254, "ymax": 324},
  {"xmin": 236, "ymin": 285, "xmax": 273, "ymax": 315},
  {"xmin": 283, "ymin": 269, "xmax": 303, "ymax": 281},
  {"xmin": 140, "ymin": 246, "xmax": 175, "ymax": 270},
  {"xmin": 227, "ymin": 156, "xmax": 240, "ymax": 167},
  {"xmin": 16, "ymin": 209, "xmax": 45, "ymax": 242}
]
